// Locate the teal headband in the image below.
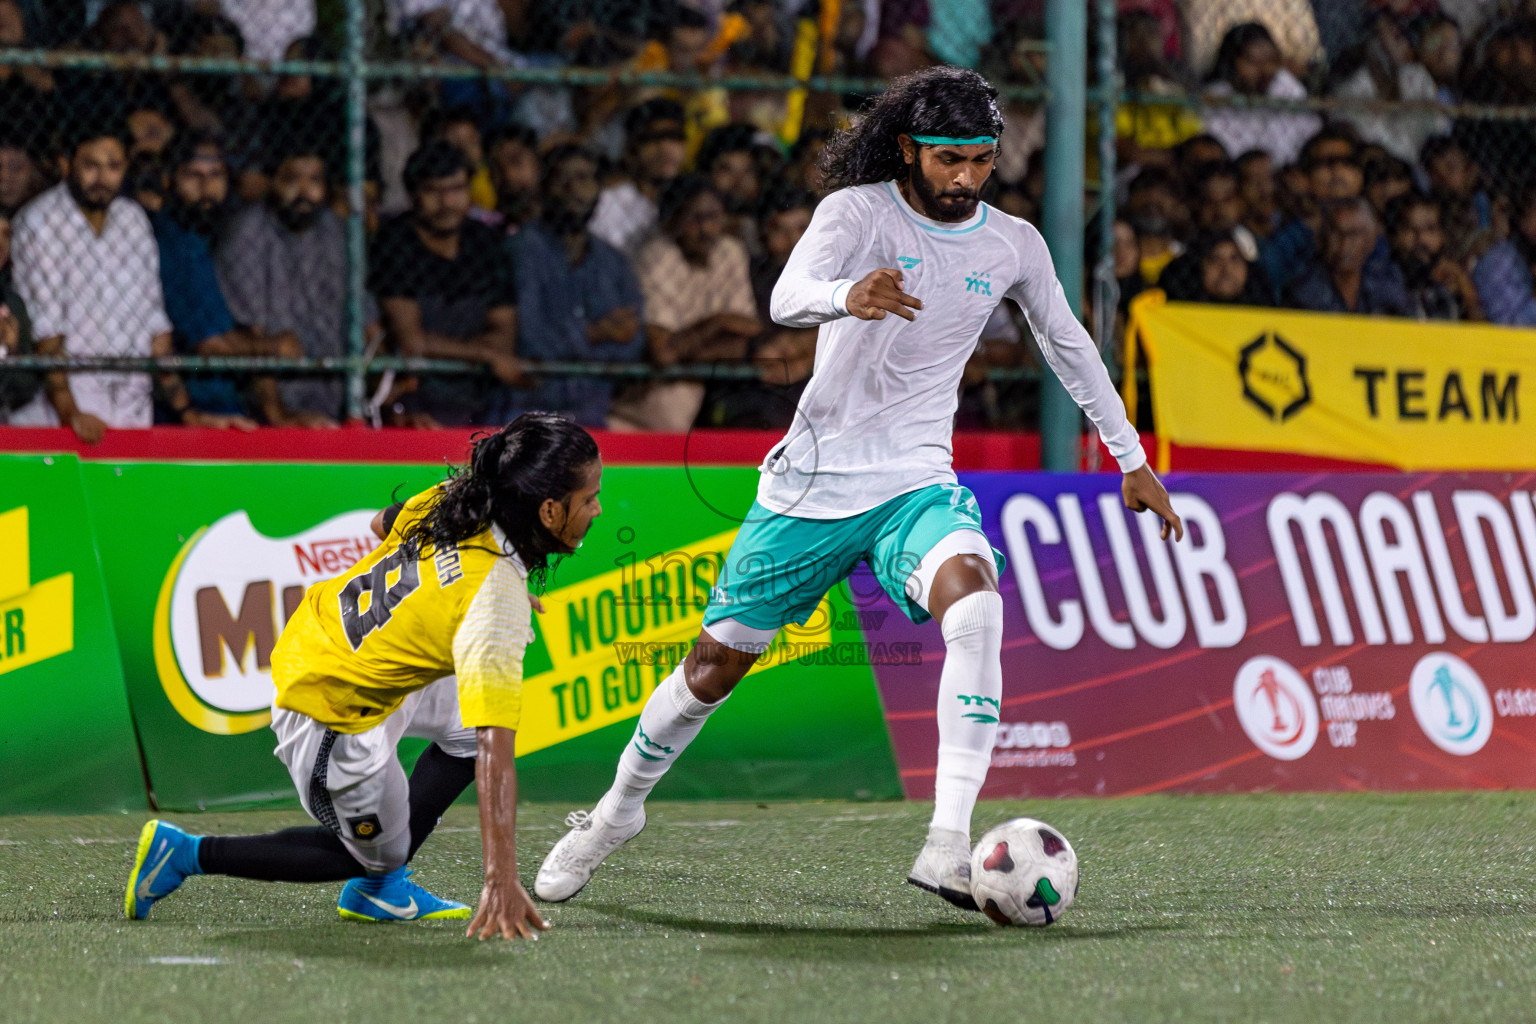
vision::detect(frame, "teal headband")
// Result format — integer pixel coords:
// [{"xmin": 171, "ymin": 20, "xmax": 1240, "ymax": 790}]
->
[{"xmin": 909, "ymin": 134, "xmax": 997, "ymax": 146}]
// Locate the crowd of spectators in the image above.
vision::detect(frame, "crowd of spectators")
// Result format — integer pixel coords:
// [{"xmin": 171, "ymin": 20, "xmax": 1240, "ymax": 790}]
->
[
  {"xmin": 2, "ymin": 0, "xmax": 1536, "ymax": 440},
  {"xmin": 1114, "ymin": 0, "xmax": 1536, "ymax": 335}
]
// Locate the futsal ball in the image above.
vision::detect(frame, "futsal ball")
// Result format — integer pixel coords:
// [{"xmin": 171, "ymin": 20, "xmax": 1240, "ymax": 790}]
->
[{"xmin": 969, "ymin": 818, "xmax": 1078, "ymax": 926}]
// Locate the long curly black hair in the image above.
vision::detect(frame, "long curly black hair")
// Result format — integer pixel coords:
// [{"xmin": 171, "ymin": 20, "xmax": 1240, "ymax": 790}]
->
[
  {"xmin": 399, "ymin": 412, "xmax": 600, "ymax": 590},
  {"xmin": 820, "ymin": 66, "xmax": 1005, "ymax": 191}
]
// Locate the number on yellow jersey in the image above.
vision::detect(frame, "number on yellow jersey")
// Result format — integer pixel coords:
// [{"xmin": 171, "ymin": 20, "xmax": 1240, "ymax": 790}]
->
[{"xmin": 338, "ymin": 549, "xmax": 423, "ymax": 650}]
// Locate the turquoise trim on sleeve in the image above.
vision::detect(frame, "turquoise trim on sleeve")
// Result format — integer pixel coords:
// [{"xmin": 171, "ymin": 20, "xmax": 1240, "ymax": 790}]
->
[
  {"xmin": 908, "ymin": 134, "xmax": 997, "ymax": 145},
  {"xmin": 830, "ymin": 279, "xmax": 855, "ymax": 315}
]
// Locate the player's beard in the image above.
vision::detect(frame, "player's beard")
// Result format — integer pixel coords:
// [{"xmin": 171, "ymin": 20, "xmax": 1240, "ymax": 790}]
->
[
  {"xmin": 909, "ymin": 161, "xmax": 979, "ymax": 222},
  {"xmin": 169, "ymin": 195, "xmax": 226, "ymax": 238},
  {"xmin": 67, "ymin": 175, "xmax": 118, "ymax": 214},
  {"xmin": 544, "ymin": 196, "xmax": 596, "ymax": 236},
  {"xmin": 274, "ymin": 197, "xmax": 318, "ymax": 232}
]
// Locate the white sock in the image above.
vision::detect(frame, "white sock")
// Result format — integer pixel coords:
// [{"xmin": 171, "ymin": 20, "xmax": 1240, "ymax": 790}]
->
[
  {"xmin": 930, "ymin": 591, "xmax": 1004, "ymax": 839},
  {"xmin": 597, "ymin": 665, "xmax": 726, "ymax": 825}
]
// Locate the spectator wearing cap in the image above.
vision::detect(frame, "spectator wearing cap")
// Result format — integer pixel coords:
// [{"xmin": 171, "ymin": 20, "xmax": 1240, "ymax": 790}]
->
[
  {"xmin": 589, "ymin": 99, "xmax": 687, "ymax": 262},
  {"xmin": 1284, "ymin": 199, "xmax": 1412, "ymax": 316},
  {"xmin": 1201, "ymin": 22, "xmax": 1320, "ymax": 167},
  {"xmin": 370, "ymin": 140, "xmax": 522, "ymax": 427},
  {"xmin": 1384, "ymin": 191, "xmax": 1482, "ymax": 321},
  {"xmin": 498, "ymin": 144, "xmax": 644, "ymax": 427},
  {"xmin": 10, "ymin": 120, "xmax": 248, "ymax": 441},
  {"xmin": 156, "ymin": 133, "xmax": 328, "ymax": 426},
  {"xmin": 608, "ymin": 175, "xmax": 761, "ymax": 433},
  {"xmin": 216, "ymin": 139, "xmax": 361, "ymax": 423}
]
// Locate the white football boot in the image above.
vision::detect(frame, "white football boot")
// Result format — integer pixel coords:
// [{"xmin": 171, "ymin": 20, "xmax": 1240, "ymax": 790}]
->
[
  {"xmin": 906, "ymin": 827, "xmax": 980, "ymax": 911},
  {"xmin": 534, "ymin": 805, "xmax": 647, "ymax": 902}
]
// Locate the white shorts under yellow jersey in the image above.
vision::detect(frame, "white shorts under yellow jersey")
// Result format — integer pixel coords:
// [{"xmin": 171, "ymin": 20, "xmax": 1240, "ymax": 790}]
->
[{"xmin": 270, "ymin": 485, "xmax": 535, "ymax": 734}]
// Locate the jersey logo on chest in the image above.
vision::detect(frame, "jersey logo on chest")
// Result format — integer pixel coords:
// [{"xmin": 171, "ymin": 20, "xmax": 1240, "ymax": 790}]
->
[
  {"xmin": 963, "ymin": 270, "xmax": 993, "ymax": 296},
  {"xmin": 897, "ymin": 256, "xmax": 922, "ymax": 269}
]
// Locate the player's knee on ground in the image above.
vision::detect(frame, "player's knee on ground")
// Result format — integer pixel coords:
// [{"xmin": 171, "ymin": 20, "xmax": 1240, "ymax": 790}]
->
[{"xmin": 345, "ymin": 822, "xmax": 411, "ymax": 875}]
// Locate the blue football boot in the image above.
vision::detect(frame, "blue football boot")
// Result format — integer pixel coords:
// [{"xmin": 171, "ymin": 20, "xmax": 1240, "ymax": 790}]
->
[
  {"xmin": 124, "ymin": 820, "xmax": 203, "ymax": 920},
  {"xmin": 337, "ymin": 867, "xmax": 471, "ymax": 922}
]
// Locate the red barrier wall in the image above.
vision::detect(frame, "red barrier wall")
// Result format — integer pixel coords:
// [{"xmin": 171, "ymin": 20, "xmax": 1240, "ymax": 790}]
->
[{"xmin": 0, "ymin": 427, "xmax": 1391, "ymax": 472}]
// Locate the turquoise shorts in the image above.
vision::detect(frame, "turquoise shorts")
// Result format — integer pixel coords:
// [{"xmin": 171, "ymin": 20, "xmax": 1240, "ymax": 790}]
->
[{"xmin": 701, "ymin": 483, "xmax": 1006, "ymax": 629}]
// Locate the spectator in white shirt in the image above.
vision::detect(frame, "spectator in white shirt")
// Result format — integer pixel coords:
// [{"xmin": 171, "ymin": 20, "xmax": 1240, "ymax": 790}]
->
[
  {"xmin": 10, "ymin": 120, "xmax": 252, "ymax": 442},
  {"xmin": 217, "ymin": 0, "xmax": 315, "ymax": 64},
  {"xmin": 1201, "ymin": 22, "xmax": 1321, "ymax": 168},
  {"xmin": 588, "ymin": 99, "xmax": 687, "ymax": 262},
  {"xmin": 393, "ymin": 0, "xmax": 514, "ymax": 66}
]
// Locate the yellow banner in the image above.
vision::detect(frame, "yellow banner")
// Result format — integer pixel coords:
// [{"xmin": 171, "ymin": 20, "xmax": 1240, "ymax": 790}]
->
[
  {"xmin": 1127, "ymin": 292, "xmax": 1534, "ymax": 470},
  {"xmin": 0, "ymin": 506, "xmax": 75, "ymax": 677},
  {"xmin": 515, "ymin": 529, "xmax": 832, "ymax": 757}
]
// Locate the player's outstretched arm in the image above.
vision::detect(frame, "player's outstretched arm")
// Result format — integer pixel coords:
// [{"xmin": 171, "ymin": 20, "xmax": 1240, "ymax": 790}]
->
[
  {"xmin": 1122, "ymin": 465, "xmax": 1183, "ymax": 542},
  {"xmin": 467, "ymin": 725, "xmax": 550, "ymax": 941}
]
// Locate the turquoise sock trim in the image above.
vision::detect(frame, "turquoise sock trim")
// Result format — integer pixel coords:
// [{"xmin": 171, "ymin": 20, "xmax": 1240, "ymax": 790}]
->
[{"xmin": 909, "ymin": 134, "xmax": 996, "ymax": 145}]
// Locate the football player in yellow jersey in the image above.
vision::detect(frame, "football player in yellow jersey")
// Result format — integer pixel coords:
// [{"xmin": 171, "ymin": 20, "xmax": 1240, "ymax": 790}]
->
[{"xmin": 125, "ymin": 413, "xmax": 604, "ymax": 941}]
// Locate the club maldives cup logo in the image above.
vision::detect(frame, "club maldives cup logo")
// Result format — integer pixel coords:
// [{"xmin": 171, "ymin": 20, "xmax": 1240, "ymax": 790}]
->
[
  {"xmin": 153, "ymin": 510, "xmax": 379, "ymax": 734},
  {"xmin": 1408, "ymin": 652, "xmax": 1493, "ymax": 756},
  {"xmin": 1233, "ymin": 655, "xmax": 1319, "ymax": 760}
]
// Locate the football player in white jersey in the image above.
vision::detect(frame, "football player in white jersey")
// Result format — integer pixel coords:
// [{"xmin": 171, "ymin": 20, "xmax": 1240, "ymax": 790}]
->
[{"xmin": 537, "ymin": 66, "xmax": 1183, "ymax": 911}]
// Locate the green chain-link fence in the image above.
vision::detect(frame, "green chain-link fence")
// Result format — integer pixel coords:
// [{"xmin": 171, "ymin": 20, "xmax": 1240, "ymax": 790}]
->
[
  {"xmin": 0, "ymin": 0, "xmax": 1133, "ymax": 444},
  {"xmin": 1111, "ymin": 2, "xmax": 1536, "ymax": 435}
]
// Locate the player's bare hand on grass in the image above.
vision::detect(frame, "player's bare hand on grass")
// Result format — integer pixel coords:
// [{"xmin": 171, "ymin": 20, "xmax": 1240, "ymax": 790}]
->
[
  {"xmin": 467, "ymin": 879, "xmax": 550, "ymax": 941},
  {"xmin": 1123, "ymin": 464, "xmax": 1183, "ymax": 541},
  {"xmin": 847, "ymin": 268, "xmax": 923, "ymax": 322}
]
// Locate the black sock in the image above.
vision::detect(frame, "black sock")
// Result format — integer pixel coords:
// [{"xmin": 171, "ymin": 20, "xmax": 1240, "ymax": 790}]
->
[
  {"xmin": 198, "ymin": 827, "xmax": 364, "ymax": 883},
  {"xmin": 407, "ymin": 743, "xmax": 478, "ymax": 860}
]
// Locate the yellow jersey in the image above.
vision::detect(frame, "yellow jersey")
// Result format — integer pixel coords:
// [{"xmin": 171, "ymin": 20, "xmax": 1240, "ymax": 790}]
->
[{"xmin": 271, "ymin": 486, "xmax": 535, "ymax": 734}]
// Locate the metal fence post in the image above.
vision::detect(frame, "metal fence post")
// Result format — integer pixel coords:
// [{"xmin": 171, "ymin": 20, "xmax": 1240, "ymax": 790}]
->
[
  {"xmin": 1040, "ymin": 0, "xmax": 1086, "ymax": 472},
  {"xmin": 1094, "ymin": 0, "xmax": 1118, "ymax": 370},
  {"xmin": 343, "ymin": 0, "xmax": 368, "ymax": 422}
]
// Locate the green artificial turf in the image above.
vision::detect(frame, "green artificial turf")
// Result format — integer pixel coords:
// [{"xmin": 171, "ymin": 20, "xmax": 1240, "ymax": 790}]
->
[{"xmin": 1, "ymin": 794, "xmax": 1532, "ymax": 1023}]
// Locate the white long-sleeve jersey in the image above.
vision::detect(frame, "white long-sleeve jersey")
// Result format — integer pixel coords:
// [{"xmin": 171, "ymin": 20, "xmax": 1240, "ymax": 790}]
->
[{"xmin": 760, "ymin": 180, "xmax": 1146, "ymax": 519}]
